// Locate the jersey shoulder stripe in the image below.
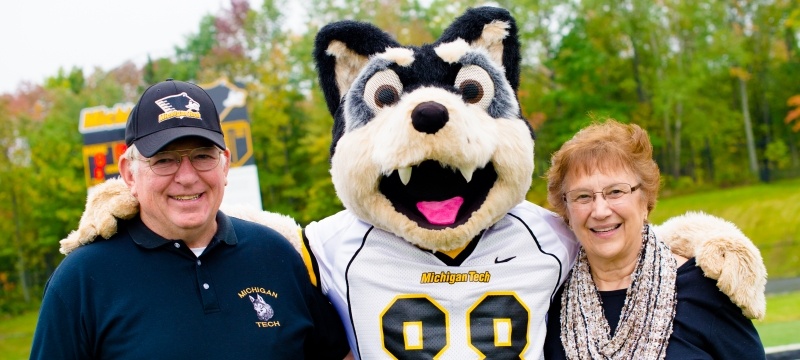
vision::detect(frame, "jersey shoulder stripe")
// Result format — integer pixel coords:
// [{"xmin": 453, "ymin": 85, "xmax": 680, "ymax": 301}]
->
[{"xmin": 300, "ymin": 230, "xmax": 320, "ymax": 287}]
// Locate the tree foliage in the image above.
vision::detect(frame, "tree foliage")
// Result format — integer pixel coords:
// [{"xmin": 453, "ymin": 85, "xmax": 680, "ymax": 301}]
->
[{"xmin": 787, "ymin": 95, "xmax": 800, "ymax": 131}]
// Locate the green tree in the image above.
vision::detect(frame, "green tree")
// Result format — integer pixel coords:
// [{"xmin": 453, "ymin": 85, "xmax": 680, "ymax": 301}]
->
[{"xmin": 0, "ymin": 96, "xmax": 36, "ymax": 312}]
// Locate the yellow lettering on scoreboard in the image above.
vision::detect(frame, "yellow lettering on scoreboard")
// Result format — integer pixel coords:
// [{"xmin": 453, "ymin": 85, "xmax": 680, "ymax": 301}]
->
[{"xmin": 79, "ymin": 104, "xmax": 133, "ymax": 133}]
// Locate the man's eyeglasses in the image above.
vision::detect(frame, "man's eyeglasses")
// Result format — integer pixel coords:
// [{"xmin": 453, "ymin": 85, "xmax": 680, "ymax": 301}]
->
[
  {"xmin": 142, "ymin": 147, "xmax": 223, "ymax": 176},
  {"xmin": 563, "ymin": 183, "xmax": 640, "ymax": 208}
]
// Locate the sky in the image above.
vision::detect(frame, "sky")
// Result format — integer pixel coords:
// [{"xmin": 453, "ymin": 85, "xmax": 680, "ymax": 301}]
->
[{"xmin": 0, "ymin": 0, "xmax": 245, "ymax": 94}]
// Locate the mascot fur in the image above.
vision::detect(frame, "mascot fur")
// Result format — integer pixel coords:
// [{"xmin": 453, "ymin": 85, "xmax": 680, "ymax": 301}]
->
[{"xmin": 61, "ymin": 7, "xmax": 766, "ymax": 359}]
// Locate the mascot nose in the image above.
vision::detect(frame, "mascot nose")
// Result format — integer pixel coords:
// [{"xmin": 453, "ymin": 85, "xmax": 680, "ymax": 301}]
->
[{"xmin": 411, "ymin": 101, "xmax": 449, "ymax": 134}]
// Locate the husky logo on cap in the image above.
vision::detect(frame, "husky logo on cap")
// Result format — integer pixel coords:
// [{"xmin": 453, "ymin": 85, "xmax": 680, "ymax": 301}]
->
[{"xmin": 155, "ymin": 93, "xmax": 203, "ymax": 122}]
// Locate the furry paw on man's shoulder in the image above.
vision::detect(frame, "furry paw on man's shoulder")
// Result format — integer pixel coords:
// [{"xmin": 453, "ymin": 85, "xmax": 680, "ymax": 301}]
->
[
  {"xmin": 59, "ymin": 177, "xmax": 139, "ymax": 255},
  {"xmin": 654, "ymin": 211, "xmax": 766, "ymax": 320},
  {"xmin": 221, "ymin": 205, "xmax": 302, "ymax": 251}
]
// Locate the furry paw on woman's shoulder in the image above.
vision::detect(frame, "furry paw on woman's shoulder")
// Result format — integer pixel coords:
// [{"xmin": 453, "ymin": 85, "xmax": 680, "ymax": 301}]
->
[{"xmin": 654, "ymin": 211, "xmax": 766, "ymax": 320}]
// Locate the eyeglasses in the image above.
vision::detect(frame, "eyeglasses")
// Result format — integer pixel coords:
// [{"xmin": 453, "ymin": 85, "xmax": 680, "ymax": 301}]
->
[
  {"xmin": 563, "ymin": 183, "xmax": 640, "ymax": 208},
  {"xmin": 142, "ymin": 147, "xmax": 223, "ymax": 176}
]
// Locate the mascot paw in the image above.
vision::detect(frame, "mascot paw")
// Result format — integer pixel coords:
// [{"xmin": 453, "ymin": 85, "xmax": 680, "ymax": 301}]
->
[
  {"xmin": 60, "ymin": 177, "xmax": 139, "ymax": 255},
  {"xmin": 654, "ymin": 211, "xmax": 766, "ymax": 320},
  {"xmin": 221, "ymin": 205, "xmax": 303, "ymax": 251}
]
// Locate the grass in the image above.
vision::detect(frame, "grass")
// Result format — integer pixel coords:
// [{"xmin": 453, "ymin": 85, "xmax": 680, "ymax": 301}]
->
[
  {"xmin": 758, "ymin": 321, "xmax": 800, "ymax": 349},
  {"xmin": 651, "ymin": 177, "xmax": 800, "ymax": 279},
  {"xmin": 756, "ymin": 291, "xmax": 800, "ymax": 348},
  {"xmin": 761, "ymin": 290, "xmax": 800, "ymax": 323},
  {"xmin": 1, "ymin": 294, "xmax": 797, "ymax": 356},
  {"xmin": 0, "ymin": 311, "xmax": 37, "ymax": 360}
]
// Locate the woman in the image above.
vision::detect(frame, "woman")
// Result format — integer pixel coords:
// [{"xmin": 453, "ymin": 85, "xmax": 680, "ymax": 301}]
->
[{"xmin": 542, "ymin": 120, "xmax": 764, "ymax": 359}]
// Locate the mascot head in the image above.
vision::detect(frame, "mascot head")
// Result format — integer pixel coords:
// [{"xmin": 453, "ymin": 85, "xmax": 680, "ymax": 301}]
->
[{"xmin": 314, "ymin": 7, "xmax": 533, "ymax": 251}]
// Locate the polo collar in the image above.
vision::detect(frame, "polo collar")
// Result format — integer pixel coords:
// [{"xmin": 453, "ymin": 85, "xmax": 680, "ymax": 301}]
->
[{"xmin": 128, "ymin": 212, "xmax": 238, "ymax": 249}]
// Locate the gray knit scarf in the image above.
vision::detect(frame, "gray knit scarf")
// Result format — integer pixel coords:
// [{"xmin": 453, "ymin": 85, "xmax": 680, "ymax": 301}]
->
[{"xmin": 560, "ymin": 224, "xmax": 678, "ymax": 359}]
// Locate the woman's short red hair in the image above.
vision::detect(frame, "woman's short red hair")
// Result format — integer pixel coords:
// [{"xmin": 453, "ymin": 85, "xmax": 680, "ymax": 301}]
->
[{"xmin": 546, "ymin": 119, "xmax": 660, "ymax": 224}]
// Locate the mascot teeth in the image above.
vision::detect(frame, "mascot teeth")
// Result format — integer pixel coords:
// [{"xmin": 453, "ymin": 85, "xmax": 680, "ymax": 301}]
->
[
  {"xmin": 397, "ymin": 165, "xmax": 476, "ymax": 185},
  {"xmin": 459, "ymin": 167, "xmax": 475, "ymax": 183},
  {"xmin": 398, "ymin": 167, "xmax": 412, "ymax": 185}
]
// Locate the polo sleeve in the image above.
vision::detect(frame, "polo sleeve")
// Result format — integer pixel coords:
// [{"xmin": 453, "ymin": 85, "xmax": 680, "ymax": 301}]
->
[
  {"xmin": 30, "ymin": 275, "xmax": 91, "ymax": 359},
  {"xmin": 669, "ymin": 259, "xmax": 766, "ymax": 359},
  {"xmin": 703, "ymin": 297, "xmax": 765, "ymax": 358},
  {"xmin": 303, "ymin": 281, "xmax": 350, "ymax": 359}
]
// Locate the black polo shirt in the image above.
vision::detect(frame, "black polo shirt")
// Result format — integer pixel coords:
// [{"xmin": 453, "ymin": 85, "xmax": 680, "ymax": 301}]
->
[{"xmin": 31, "ymin": 212, "xmax": 349, "ymax": 359}]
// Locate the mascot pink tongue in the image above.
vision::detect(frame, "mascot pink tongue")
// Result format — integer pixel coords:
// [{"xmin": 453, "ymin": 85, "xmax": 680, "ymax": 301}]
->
[{"xmin": 416, "ymin": 196, "xmax": 464, "ymax": 225}]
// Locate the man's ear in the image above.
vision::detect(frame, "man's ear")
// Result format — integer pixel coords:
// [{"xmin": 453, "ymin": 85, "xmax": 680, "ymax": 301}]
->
[
  {"xmin": 223, "ymin": 148, "xmax": 231, "ymax": 173},
  {"xmin": 118, "ymin": 156, "xmax": 137, "ymax": 197},
  {"xmin": 222, "ymin": 148, "xmax": 231, "ymax": 185}
]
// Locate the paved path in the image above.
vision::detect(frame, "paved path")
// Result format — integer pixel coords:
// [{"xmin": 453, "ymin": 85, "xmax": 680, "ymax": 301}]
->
[
  {"xmin": 764, "ymin": 278, "xmax": 800, "ymax": 359},
  {"xmin": 767, "ymin": 344, "xmax": 800, "ymax": 360},
  {"xmin": 766, "ymin": 277, "xmax": 800, "ymax": 294}
]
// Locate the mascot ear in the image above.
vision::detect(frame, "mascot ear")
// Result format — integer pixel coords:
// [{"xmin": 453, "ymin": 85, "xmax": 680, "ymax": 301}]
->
[
  {"xmin": 437, "ymin": 6, "xmax": 521, "ymax": 93},
  {"xmin": 313, "ymin": 20, "xmax": 401, "ymax": 117}
]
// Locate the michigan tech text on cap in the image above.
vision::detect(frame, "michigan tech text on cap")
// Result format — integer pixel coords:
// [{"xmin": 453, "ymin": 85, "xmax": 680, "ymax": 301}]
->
[{"xmin": 125, "ymin": 79, "xmax": 226, "ymax": 158}]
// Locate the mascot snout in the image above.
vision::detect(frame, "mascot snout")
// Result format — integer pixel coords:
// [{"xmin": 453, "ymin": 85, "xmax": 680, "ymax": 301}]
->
[{"xmin": 411, "ymin": 101, "xmax": 449, "ymax": 134}]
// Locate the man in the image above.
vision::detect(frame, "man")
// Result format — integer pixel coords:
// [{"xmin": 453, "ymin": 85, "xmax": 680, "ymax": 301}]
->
[{"xmin": 30, "ymin": 79, "xmax": 350, "ymax": 359}]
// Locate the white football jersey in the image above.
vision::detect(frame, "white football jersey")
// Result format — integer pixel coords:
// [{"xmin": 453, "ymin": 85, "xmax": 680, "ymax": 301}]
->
[{"xmin": 302, "ymin": 201, "xmax": 579, "ymax": 360}]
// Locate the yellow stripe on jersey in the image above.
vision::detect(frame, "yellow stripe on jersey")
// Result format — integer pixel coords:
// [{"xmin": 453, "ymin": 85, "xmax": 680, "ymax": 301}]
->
[
  {"xmin": 299, "ymin": 228, "xmax": 319, "ymax": 287},
  {"xmin": 439, "ymin": 242, "xmax": 470, "ymax": 259}
]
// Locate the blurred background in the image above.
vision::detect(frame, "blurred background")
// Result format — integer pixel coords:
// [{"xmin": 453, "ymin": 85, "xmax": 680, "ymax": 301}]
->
[{"xmin": 1, "ymin": 0, "xmax": 798, "ymax": 357}]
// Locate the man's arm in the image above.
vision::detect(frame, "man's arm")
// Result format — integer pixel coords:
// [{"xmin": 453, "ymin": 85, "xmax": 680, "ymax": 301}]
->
[
  {"xmin": 30, "ymin": 278, "xmax": 91, "ymax": 359},
  {"xmin": 303, "ymin": 273, "xmax": 351, "ymax": 359}
]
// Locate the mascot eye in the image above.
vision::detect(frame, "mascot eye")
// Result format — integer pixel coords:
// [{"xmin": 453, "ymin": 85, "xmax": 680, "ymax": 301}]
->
[
  {"xmin": 364, "ymin": 70, "xmax": 403, "ymax": 111},
  {"xmin": 454, "ymin": 65, "xmax": 495, "ymax": 110},
  {"xmin": 375, "ymin": 85, "xmax": 400, "ymax": 107},
  {"xmin": 460, "ymin": 80, "xmax": 483, "ymax": 104}
]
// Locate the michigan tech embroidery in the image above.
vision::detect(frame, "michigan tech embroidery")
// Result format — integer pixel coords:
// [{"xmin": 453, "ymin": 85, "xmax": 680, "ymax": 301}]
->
[
  {"xmin": 154, "ymin": 92, "xmax": 203, "ymax": 122},
  {"xmin": 239, "ymin": 287, "xmax": 281, "ymax": 328},
  {"xmin": 420, "ymin": 270, "xmax": 491, "ymax": 284}
]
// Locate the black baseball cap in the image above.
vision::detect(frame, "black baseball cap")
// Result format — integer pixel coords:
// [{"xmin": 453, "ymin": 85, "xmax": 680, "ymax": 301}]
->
[{"xmin": 125, "ymin": 79, "xmax": 226, "ymax": 157}]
